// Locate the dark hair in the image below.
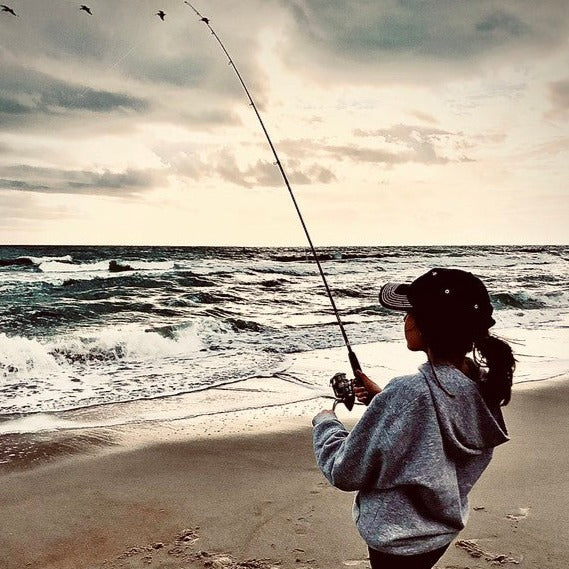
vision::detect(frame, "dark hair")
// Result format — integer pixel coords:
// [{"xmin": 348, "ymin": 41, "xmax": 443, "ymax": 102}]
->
[
  {"xmin": 413, "ymin": 310, "xmax": 515, "ymax": 407},
  {"xmin": 473, "ymin": 335, "xmax": 515, "ymax": 406}
]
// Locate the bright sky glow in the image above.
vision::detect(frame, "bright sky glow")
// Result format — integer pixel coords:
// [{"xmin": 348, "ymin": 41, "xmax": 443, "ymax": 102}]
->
[{"xmin": 1, "ymin": 0, "xmax": 568, "ymax": 245}]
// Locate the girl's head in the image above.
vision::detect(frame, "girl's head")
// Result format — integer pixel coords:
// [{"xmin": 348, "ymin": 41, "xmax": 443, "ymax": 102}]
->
[{"xmin": 379, "ymin": 268, "xmax": 515, "ymax": 406}]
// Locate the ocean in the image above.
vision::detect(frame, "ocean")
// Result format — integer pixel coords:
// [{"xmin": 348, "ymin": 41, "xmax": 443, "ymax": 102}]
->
[{"xmin": 1, "ymin": 245, "xmax": 568, "ymax": 435}]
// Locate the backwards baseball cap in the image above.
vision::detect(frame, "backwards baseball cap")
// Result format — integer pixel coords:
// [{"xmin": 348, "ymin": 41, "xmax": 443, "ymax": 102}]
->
[{"xmin": 379, "ymin": 268, "xmax": 495, "ymax": 330}]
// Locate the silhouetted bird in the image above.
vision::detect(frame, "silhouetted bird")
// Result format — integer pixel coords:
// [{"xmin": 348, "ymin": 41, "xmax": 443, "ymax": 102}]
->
[
  {"xmin": 156, "ymin": 10, "xmax": 166, "ymax": 21},
  {"xmin": 201, "ymin": 16, "xmax": 209, "ymax": 24},
  {"xmin": 1, "ymin": 4, "xmax": 18, "ymax": 16},
  {"xmin": 79, "ymin": 5, "xmax": 92, "ymax": 15}
]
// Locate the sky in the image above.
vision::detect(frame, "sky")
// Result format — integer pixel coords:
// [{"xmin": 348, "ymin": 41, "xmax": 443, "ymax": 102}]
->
[{"xmin": 0, "ymin": 0, "xmax": 568, "ymax": 246}]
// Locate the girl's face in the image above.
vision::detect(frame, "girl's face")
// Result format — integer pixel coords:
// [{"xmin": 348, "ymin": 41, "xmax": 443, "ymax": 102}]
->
[{"xmin": 404, "ymin": 313, "xmax": 427, "ymax": 352}]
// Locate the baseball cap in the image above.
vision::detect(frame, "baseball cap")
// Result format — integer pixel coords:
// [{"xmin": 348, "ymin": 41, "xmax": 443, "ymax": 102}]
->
[{"xmin": 379, "ymin": 268, "xmax": 495, "ymax": 330}]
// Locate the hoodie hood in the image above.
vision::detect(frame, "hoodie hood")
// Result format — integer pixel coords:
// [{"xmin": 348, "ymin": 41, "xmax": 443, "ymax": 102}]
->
[{"xmin": 419, "ymin": 362, "xmax": 509, "ymax": 457}]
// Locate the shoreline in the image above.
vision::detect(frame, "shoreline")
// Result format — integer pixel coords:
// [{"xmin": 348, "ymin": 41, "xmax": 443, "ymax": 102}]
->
[
  {"xmin": 1, "ymin": 370, "xmax": 567, "ymax": 471},
  {"xmin": 1, "ymin": 375, "xmax": 568, "ymax": 568},
  {"xmin": 2, "ymin": 333, "xmax": 565, "ymax": 439}
]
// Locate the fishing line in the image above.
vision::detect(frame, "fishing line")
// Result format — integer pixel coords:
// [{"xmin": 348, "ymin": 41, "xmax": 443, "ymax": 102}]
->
[{"xmin": 185, "ymin": 1, "xmax": 363, "ymax": 395}]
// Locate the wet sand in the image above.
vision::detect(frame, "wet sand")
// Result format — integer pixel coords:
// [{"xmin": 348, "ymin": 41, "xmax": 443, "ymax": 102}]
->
[{"xmin": 0, "ymin": 376, "xmax": 568, "ymax": 569}]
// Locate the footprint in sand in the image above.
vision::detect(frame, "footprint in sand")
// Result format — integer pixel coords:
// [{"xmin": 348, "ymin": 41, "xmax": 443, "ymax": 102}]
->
[
  {"xmin": 506, "ymin": 507, "xmax": 530, "ymax": 521},
  {"xmin": 253, "ymin": 500, "xmax": 275, "ymax": 517}
]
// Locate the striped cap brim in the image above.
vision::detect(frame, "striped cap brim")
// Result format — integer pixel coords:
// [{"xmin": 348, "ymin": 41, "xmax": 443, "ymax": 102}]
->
[{"xmin": 379, "ymin": 282, "xmax": 413, "ymax": 310}]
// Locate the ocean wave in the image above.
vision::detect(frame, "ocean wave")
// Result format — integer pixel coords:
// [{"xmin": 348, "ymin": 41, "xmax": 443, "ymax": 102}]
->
[
  {"xmin": 0, "ymin": 333, "xmax": 60, "ymax": 378},
  {"xmin": 518, "ymin": 273, "xmax": 564, "ymax": 284},
  {"xmin": 345, "ymin": 305, "xmax": 388, "ymax": 316},
  {"xmin": 271, "ymin": 251, "xmax": 403, "ymax": 263},
  {"xmin": 39, "ymin": 258, "xmax": 175, "ymax": 274},
  {"xmin": 225, "ymin": 317, "xmax": 265, "ymax": 333},
  {"xmin": 272, "ymin": 252, "xmax": 344, "ymax": 262},
  {"xmin": 491, "ymin": 292, "xmax": 546, "ymax": 309},
  {"xmin": 0, "ymin": 255, "xmax": 73, "ymax": 270},
  {"xmin": 0, "ymin": 325, "xmax": 206, "ymax": 377},
  {"xmin": 1, "ymin": 244, "xmax": 568, "ymax": 420},
  {"xmin": 0, "ymin": 257, "xmax": 37, "ymax": 269},
  {"xmin": 176, "ymin": 272, "xmax": 217, "ymax": 288},
  {"xmin": 259, "ymin": 278, "xmax": 291, "ymax": 288},
  {"xmin": 183, "ymin": 291, "xmax": 220, "ymax": 304},
  {"xmin": 40, "ymin": 260, "xmax": 109, "ymax": 273},
  {"xmin": 329, "ymin": 287, "xmax": 367, "ymax": 298},
  {"xmin": 57, "ymin": 273, "xmax": 216, "ymax": 304}
]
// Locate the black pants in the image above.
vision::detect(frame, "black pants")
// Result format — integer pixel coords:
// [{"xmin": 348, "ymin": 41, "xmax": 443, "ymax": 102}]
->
[{"xmin": 368, "ymin": 543, "xmax": 450, "ymax": 569}]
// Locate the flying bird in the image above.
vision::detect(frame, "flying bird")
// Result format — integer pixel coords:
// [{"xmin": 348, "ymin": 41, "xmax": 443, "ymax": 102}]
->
[
  {"xmin": 156, "ymin": 10, "xmax": 166, "ymax": 21},
  {"xmin": 79, "ymin": 5, "xmax": 92, "ymax": 15},
  {"xmin": 1, "ymin": 4, "xmax": 18, "ymax": 16},
  {"xmin": 183, "ymin": 1, "xmax": 208, "ymax": 23}
]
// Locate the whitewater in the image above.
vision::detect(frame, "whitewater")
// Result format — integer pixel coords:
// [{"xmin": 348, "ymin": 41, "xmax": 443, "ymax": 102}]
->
[{"xmin": 1, "ymin": 245, "xmax": 568, "ymax": 434}]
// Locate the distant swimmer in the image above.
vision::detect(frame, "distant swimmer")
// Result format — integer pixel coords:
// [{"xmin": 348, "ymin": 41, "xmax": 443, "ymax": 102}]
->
[
  {"xmin": 1, "ymin": 4, "xmax": 18, "ymax": 16},
  {"xmin": 79, "ymin": 5, "xmax": 92, "ymax": 15},
  {"xmin": 156, "ymin": 10, "xmax": 166, "ymax": 21}
]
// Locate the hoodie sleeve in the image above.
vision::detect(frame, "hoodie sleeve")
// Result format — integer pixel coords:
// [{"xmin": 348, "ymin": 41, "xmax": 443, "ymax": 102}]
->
[{"xmin": 312, "ymin": 377, "xmax": 425, "ymax": 491}]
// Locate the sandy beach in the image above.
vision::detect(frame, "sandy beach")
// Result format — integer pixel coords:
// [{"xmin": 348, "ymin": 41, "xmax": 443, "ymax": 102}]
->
[{"xmin": 1, "ymin": 375, "xmax": 568, "ymax": 569}]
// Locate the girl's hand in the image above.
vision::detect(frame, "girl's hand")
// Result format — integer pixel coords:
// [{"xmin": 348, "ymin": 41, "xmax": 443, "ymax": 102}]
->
[{"xmin": 354, "ymin": 370, "xmax": 382, "ymax": 405}]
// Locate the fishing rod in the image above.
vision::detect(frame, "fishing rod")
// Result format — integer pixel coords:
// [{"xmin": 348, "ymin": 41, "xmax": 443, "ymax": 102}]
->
[{"xmin": 185, "ymin": 1, "xmax": 362, "ymax": 409}]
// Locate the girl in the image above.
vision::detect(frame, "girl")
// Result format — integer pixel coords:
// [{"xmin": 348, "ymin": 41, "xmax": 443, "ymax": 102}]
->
[{"xmin": 312, "ymin": 268, "xmax": 515, "ymax": 569}]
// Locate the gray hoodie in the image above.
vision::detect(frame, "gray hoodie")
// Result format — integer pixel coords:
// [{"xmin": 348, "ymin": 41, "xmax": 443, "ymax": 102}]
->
[{"xmin": 312, "ymin": 362, "xmax": 509, "ymax": 555}]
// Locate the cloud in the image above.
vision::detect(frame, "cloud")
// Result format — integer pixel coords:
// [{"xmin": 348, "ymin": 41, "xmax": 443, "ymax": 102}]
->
[
  {"xmin": 274, "ymin": 125, "xmax": 470, "ymax": 166},
  {"xmin": 0, "ymin": 65, "xmax": 148, "ymax": 130},
  {"xmin": 0, "ymin": 66, "xmax": 149, "ymax": 132},
  {"xmin": 546, "ymin": 79, "xmax": 569, "ymax": 120},
  {"xmin": 0, "ymin": 0, "xmax": 274, "ymax": 132},
  {"xmin": 207, "ymin": 150, "xmax": 336, "ymax": 188},
  {"xmin": 354, "ymin": 124, "xmax": 470, "ymax": 163},
  {"xmin": 156, "ymin": 144, "xmax": 336, "ymax": 188},
  {"xmin": 406, "ymin": 110, "xmax": 439, "ymax": 125},
  {"xmin": 0, "ymin": 0, "xmax": 566, "ymax": 245},
  {"xmin": 475, "ymin": 10, "xmax": 529, "ymax": 37},
  {"xmin": 279, "ymin": 0, "xmax": 569, "ymax": 83},
  {"xmin": 0, "ymin": 165, "xmax": 161, "ymax": 196}
]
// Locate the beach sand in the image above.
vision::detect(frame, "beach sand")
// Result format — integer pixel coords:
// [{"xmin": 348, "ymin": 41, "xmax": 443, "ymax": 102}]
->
[{"xmin": 1, "ymin": 376, "xmax": 568, "ymax": 569}]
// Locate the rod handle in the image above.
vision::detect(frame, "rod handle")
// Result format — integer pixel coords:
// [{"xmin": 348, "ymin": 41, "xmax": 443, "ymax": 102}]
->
[
  {"xmin": 349, "ymin": 349, "xmax": 374, "ymax": 407},
  {"xmin": 348, "ymin": 349, "xmax": 362, "ymax": 379}
]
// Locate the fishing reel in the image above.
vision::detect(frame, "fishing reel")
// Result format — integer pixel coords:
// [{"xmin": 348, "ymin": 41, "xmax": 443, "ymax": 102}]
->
[{"xmin": 330, "ymin": 372, "xmax": 356, "ymax": 411}]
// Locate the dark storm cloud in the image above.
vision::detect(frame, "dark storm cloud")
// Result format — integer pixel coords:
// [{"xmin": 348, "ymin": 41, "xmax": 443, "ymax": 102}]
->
[
  {"xmin": 0, "ymin": 65, "xmax": 148, "ymax": 128},
  {"xmin": 0, "ymin": 0, "xmax": 272, "ymax": 133},
  {"xmin": 280, "ymin": 0, "xmax": 569, "ymax": 81},
  {"xmin": 475, "ymin": 10, "xmax": 528, "ymax": 36},
  {"xmin": 0, "ymin": 165, "xmax": 161, "ymax": 196},
  {"xmin": 124, "ymin": 56, "xmax": 209, "ymax": 89}
]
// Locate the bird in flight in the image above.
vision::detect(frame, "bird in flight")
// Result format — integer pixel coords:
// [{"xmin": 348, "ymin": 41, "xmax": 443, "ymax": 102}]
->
[
  {"xmin": 79, "ymin": 5, "xmax": 92, "ymax": 15},
  {"xmin": 183, "ymin": 1, "xmax": 209, "ymax": 23},
  {"xmin": 1, "ymin": 4, "xmax": 18, "ymax": 16},
  {"xmin": 156, "ymin": 10, "xmax": 166, "ymax": 21}
]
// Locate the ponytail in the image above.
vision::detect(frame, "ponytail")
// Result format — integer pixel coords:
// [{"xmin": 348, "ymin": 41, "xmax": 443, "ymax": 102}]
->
[{"xmin": 473, "ymin": 335, "xmax": 515, "ymax": 406}]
